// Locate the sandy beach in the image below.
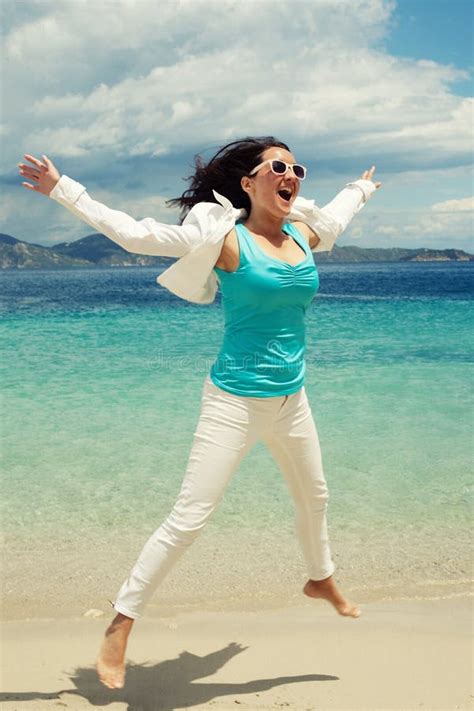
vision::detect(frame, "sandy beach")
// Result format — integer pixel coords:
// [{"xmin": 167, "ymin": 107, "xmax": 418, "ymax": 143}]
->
[
  {"xmin": 2, "ymin": 266, "xmax": 473, "ymax": 711},
  {"xmin": 0, "ymin": 596, "xmax": 472, "ymax": 710}
]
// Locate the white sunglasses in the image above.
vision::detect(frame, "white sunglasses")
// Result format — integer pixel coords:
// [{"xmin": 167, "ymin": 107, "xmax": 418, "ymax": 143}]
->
[{"xmin": 249, "ymin": 158, "xmax": 307, "ymax": 180}]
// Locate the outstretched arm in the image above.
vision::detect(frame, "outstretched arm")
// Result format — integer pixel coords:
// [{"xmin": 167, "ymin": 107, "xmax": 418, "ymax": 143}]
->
[
  {"xmin": 18, "ymin": 154, "xmax": 200, "ymax": 258},
  {"xmin": 290, "ymin": 165, "xmax": 382, "ymax": 253}
]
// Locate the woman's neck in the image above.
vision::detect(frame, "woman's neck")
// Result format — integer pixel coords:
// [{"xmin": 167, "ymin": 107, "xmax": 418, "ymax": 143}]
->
[{"xmin": 243, "ymin": 208, "xmax": 287, "ymax": 243}]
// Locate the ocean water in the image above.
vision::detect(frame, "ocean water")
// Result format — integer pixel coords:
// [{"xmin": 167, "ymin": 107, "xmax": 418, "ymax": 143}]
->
[{"xmin": 1, "ymin": 262, "xmax": 473, "ymax": 620}]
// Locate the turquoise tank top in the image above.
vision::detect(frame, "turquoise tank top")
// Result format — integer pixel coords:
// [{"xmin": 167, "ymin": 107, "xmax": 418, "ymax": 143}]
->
[{"xmin": 209, "ymin": 220, "xmax": 319, "ymax": 397}]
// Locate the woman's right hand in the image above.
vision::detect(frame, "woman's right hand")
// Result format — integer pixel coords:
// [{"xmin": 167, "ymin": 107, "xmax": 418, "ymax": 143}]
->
[{"xmin": 18, "ymin": 154, "xmax": 61, "ymax": 196}]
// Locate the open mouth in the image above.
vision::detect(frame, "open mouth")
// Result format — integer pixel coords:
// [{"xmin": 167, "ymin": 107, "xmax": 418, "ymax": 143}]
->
[{"xmin": 277, "ymin": 188, "xmax": 292, "ymax": 202}]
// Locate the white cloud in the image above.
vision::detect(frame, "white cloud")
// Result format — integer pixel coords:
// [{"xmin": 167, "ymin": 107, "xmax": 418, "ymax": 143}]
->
[
  {"xmin": 411, "ymin": 209, "xmax": 473, "ymax": 238},
  {"xmin": 432, "ymin": 197, "xmax": 474, "ymax": 212},
  {"xmin": 4, "ymin": 0, "xmax": 394, "ymax": 74},
  {"xmin": 342, "ymin": 199, "xmax": 473, "ymax": 251},
  {"xmin": 374, "ymin": 224, "xmax": 399, "ymax": 236},
  {"xmin": 3, "ymin": 0, "xmax": 470, "ymax": 167},
  {"xmin": 17, "ymin": 46, "xmax": 470, "ymax": 167},
  {"xmin": 2, "ymin": 0, "xmax": 472, "ymax": 250}
]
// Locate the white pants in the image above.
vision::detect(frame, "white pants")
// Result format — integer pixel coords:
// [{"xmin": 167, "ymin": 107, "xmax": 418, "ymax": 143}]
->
[{"xmin": 113, "ymin": 375, "xmax": 336, "ymax": 619}]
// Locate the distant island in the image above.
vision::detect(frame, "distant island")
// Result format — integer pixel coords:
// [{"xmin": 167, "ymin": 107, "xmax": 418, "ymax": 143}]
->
[{"xmin": 1, "ymin": 232, "xmax": 472, "ymax": 269}]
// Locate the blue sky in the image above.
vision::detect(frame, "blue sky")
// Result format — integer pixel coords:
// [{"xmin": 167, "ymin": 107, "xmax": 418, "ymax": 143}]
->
[
  {"xmin": 1, "ymin": 0, "xmax": 473, "ymax": 252},
  {"xmin": 385, "ymin": 0, "xmax": 472, "ymax": 95}
]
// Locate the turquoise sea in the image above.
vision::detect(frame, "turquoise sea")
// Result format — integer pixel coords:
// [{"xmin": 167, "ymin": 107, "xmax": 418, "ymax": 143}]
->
[{"xmin": 1, "ymin": 262, "xmax": 473, "ymax": 620}]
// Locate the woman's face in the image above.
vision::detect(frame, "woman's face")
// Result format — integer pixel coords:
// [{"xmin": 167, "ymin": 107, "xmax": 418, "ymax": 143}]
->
[{"xmin": 242, "ymin": 146, "xmax": 302, "ymax": 219}]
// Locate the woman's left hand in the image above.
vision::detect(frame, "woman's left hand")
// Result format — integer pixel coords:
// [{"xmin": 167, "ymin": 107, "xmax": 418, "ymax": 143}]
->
[{"xmin": 360, "ymin": 165, "xmax": 382, "ymax": 189}]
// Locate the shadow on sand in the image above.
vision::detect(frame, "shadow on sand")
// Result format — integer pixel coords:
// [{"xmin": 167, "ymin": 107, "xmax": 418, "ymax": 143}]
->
[{"xmin": 0, "ymin": 641, "xmax": 338, "ymax": 709}]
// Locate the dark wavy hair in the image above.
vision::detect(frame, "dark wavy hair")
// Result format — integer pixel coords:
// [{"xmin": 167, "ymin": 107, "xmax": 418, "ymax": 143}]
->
[{"xmin": 165, "ymin": 136, "xmax": 290, "ymax": 224}]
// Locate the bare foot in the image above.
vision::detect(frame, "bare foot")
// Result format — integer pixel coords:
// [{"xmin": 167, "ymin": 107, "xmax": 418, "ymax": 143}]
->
[
  {"xmin": 303, "ymin": 576, "xmax": 361, "ymax": 618},
  {"xmin": 96, "ymin": 613, "xmax": 134, "ymax": 689}
]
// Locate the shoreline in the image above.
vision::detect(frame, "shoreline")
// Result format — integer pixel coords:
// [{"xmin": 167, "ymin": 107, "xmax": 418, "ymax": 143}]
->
[
  {"xmin": 3, "ymin": 528, "xmax": 472, "ymax": 623},
  {"xmin": 2, "ymin": 580, "xmax": 472, "ymax": 624},
  {"xmin": 1, "ymin": 596, "xmax": 472, "ymax": 710}
]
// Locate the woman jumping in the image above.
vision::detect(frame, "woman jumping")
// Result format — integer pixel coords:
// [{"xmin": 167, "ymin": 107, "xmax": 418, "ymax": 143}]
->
[{"xmin": 19, "ymin": 136, "xmax": 381, "ymax": 689}]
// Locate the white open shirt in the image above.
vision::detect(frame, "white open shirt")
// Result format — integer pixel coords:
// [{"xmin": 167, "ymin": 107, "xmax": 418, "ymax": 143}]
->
[{"xmin": 49, "ymin": 175, "xmax": 377, "ymax": 304}]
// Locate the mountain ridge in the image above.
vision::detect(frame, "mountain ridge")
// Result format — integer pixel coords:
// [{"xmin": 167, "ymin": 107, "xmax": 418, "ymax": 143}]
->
[{"xmin": 1, "ymin": 232, "xmax": 472, "ymax": 269}]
